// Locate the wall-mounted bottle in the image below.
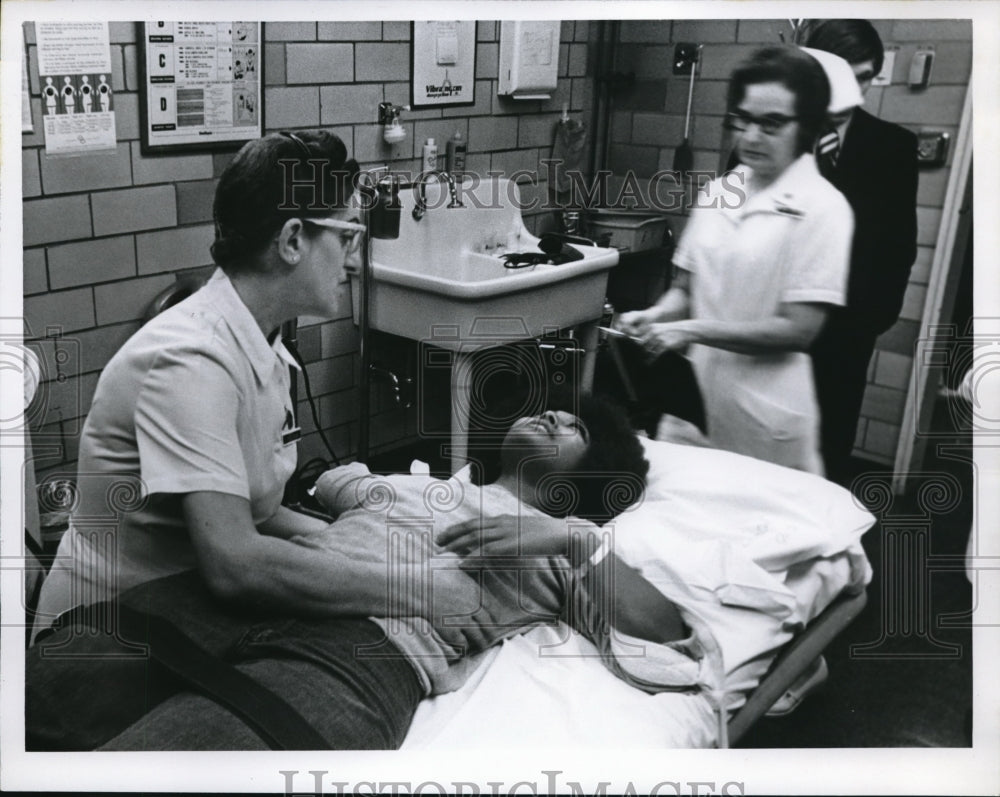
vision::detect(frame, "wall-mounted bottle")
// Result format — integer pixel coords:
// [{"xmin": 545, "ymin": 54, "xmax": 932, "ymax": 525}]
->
[
  {"xmin": 446, "ymin": 131, "xmax": 467, "ymax": 180},
  {"xmin": 422, "ymin": 138, "xmax": 438, "ymax": 173},
  {"xmin": 370, "ymin": 174, "xmax": 400, "ymax": 240}
]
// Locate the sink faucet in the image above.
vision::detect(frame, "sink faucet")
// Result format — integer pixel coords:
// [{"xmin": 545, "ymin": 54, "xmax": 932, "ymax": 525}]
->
[{"xmin": 412, "ymin": 171, "xmax": 464, "ymax": 221}]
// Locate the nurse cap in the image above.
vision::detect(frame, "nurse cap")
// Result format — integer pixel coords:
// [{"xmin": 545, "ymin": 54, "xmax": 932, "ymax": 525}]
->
[{"xmin": 799, "ymin": 46, "xmax": 864, "ymax": 114}]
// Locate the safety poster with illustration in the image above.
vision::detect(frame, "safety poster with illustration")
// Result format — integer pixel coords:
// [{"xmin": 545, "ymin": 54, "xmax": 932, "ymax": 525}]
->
[
  {"xmin": 35, "ymin": 21, "xmax": 117, "ymax": 156},
  {"xmin": 141, "ymin": 21, "xmax": 262, "ymax": 152}
]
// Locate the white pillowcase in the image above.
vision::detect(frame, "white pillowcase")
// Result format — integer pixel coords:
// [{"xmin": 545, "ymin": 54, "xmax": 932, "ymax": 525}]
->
[
  {"xmin": 606, "ymin": 437, "xmax": 876, "ymax": 692},
  {"xmin": 634, "ymin": 436, "xmax": 876, "ymax": 571}
]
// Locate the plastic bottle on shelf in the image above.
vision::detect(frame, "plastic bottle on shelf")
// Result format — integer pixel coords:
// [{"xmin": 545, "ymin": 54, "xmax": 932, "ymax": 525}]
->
[
  {"xmin": 422, "ymin": 138, "xmax": 438, "ymax": 173},
  {"xmin": 446, "ymin": 131, "xmax": 467, "ymax": 180}
]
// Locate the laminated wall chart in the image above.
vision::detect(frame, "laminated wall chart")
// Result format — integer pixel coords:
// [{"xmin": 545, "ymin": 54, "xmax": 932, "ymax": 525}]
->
[
  {"xmin": 142, "ymin": 21, "xmax": 261, "ymax": 151},
  {"xmin": 36, "ymin": 22, "xmax": 116, "ymax": 155}
]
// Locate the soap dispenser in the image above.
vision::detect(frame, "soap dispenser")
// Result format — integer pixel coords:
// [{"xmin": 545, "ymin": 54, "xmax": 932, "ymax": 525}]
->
[
  {"xmin": 383, "ymin": 118, "xmax": 406, "ymax": 144},
  {"xmin": 378, "ymin": 102, "xmax": 409, "ymax": 145}
]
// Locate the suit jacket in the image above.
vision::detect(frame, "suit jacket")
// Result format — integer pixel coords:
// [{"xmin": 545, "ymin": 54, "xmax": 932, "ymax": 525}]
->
[{"xmin": 823, "ymin": 108, "xmax": 919, "ymax": 335}]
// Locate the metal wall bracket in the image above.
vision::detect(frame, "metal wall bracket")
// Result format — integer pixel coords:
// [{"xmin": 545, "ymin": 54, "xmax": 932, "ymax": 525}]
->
[{"xmin": 673, "ymin": 43, "xmax": 701, "ymax": 75}]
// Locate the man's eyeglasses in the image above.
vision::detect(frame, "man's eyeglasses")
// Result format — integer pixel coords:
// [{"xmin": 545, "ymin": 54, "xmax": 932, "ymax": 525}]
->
[
  {"xmin": 723, "ymin": 111, "xmax": 799, "ymax": 136},
  {"xmin": 302, "ymin": 217, "xmax": 367, "ymax": 253}
]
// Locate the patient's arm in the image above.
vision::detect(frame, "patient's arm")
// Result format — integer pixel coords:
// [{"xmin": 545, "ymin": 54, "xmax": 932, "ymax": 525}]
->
[
  {"xmin": 312, "ymin": 461, "xmax": 378, "ymax": 515},
  {"xmin": 439, "ymin": 515, "xmax": 687, "ymax": 644},
  {"xmin": 580, "ymin": 552, "xmax": 687, "ymax": 644}
]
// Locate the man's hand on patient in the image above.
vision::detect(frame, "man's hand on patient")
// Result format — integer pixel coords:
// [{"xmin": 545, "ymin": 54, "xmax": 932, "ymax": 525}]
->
[
  {"xmin": 295, "ymin": 519, "xmax": 499, "ymax": 653},
  {"xmin": 424, "ymin": 567, "xmax": 501, "ymax": 654}
]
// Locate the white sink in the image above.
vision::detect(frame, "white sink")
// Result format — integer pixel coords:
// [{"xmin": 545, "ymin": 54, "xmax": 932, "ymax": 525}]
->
[{"xmin": 349, "ymin": 176, "xmax": 619, "ymax": 351}]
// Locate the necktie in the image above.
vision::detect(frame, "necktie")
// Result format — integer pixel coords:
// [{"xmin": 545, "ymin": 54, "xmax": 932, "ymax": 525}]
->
[{"xmin": 816, "ymin": 129, "xmax": 840, "ymax": 179}]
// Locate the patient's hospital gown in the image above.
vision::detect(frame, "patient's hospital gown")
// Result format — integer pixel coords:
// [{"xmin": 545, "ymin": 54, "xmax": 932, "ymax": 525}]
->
[{"xmin": 307, "ymin": 462, "xmax": 712, "ymax": 697}]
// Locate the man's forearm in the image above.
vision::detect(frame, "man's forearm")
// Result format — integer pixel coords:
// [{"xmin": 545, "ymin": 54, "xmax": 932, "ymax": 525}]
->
[
  {"xmin": 259, "ymin": 504, "xmax": 332, "ymax": 539},
  {"xmin": 209, "ymin": 533, "xmax": 399, "ymax": 618}
]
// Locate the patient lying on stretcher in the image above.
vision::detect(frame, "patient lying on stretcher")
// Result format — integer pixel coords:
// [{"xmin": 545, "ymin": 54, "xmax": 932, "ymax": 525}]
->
[
  {"xmin": 300, "ymin": 395, "xmax": 716, "ymax": 697},
  {"xmin": 28, "ymin": 394, "xmax": 873, "ymax": 751},
  {"xmin": 28, "ymin": 396, "xmax": 728, "ymax": 752}
]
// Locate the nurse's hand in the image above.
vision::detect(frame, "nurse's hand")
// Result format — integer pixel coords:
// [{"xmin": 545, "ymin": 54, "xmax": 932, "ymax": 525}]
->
[
  {"xmin": 639, "ymin": 321, "xmax": 696, "ymax": 358},
  {"xmin": 438, "ymin": 514, "xmax": 601, "ymax": 559},
  {"xmin": 615, "ymin": 308, "xmax": 655, "ymax": 337}
]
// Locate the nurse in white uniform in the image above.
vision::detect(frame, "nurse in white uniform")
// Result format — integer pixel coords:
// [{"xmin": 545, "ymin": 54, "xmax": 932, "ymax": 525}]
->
[{"xmin": 618, "ymin": 46, "xmax": 856, "ymax": 475}]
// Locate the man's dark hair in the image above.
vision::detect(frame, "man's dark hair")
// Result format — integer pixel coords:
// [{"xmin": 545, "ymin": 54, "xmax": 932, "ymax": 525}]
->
[
  {"xmin": 211, "ymin": 130, "xmax": 360, "ymax": 271},
  {"xmin": 727, "ymin": 45, "xmax": 831, "ymax": 155},
  {"xmin": 804, "ymin": 19, "xmax": 885, "ymax": 74}
]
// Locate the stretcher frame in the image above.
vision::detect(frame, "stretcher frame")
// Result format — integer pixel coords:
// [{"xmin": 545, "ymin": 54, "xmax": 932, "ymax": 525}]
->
[{"xmin": 727, "ymin": 587, "xmax": 869, "ymax": 745}]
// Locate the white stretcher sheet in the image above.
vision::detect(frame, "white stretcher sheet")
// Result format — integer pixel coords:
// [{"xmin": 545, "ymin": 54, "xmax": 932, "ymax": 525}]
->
[{"xmin": 402, "ymin": 438, "xmax": 874, "ymax": 749}]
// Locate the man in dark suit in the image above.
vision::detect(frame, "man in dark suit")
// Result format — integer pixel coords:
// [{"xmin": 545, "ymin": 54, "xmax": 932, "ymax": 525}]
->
[{"xmin": 805, "ymin": 19, "xmax": 919, "ymax": 485}]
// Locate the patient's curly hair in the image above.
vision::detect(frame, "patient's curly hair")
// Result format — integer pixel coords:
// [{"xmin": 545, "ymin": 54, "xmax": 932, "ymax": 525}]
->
[
  {"xmin": 470, "ymin": 387, "xmax": 649, "ymax": 524},
  {"xmin": 547, "ymin": 393, "xmax": 650, "ymax": 525}
]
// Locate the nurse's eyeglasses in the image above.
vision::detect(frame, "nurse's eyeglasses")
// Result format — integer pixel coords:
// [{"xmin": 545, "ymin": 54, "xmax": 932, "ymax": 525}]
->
[
  {"xmin": 724, "ymin": 111, "xmax": 799, "ymax": 136},
  {"xmin": 280, "ymin": 130, "xmax": 316, "ymax": 161},
  {"xmin": 302, "ymin": 217, "xmax": 367, "ymax": 253},
  {"xmin": 277, "ymin": 133, "xmax": 365, "ymax": 252}
]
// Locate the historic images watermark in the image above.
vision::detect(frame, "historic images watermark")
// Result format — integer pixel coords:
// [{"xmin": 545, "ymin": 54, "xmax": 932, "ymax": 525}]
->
[
  {"xmin": 275, "ymin": 159, "xmax": 749, "ymax": 216},
  {"xmin": 279, "ymin": 769, "xmax": 747, "ymax": 795}
]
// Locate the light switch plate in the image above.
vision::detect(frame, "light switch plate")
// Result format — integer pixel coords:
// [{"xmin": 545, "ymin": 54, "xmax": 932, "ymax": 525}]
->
[{"xmin": 872, "ymin": 47, "xmax": 897, "ymax": 86}]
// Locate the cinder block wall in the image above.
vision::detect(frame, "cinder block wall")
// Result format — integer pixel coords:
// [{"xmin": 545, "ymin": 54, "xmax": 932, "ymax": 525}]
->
[
  {"xmin": 604, "ymin": 18, "xmax": 971, "ymax": 465},
  {"xmin": 21, "ymin": 20, "xmax": 597, "ymax": 487},
  {"xmin": 21, "ymin": 18, "xmax": 973, "ymax": 490}
]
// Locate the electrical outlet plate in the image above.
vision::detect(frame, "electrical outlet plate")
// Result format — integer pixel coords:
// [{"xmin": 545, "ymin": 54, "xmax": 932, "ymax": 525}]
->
[
  {"xmin": 673, "ymin": 43, "xmax": 700, "ymax": 75},
  {"xmin": 917, "ymin": 130, "xmax": 950, "ymax": 167}
]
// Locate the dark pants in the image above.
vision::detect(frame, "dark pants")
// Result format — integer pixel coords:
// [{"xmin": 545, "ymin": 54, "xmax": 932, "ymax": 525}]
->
[
  {"xmin": 26, "ymin": 571, "xmax": 423, "ymax": 751},
  {"xmin": 595, "ymin": 342, "xmax": 706, "ymax": 437},
  {"xmin": 811, "ymin": 320, "xmax": 879, "ymax": 486}
]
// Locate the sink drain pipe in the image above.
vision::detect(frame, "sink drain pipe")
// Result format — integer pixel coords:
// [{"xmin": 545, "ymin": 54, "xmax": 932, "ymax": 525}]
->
[
  {"xmin": 357, "ymin": 209, "xmax": 373, "ymax": 463},
  {"xmin": 357, "ymin": 173, "xmax": 402, "ymax": 463}
]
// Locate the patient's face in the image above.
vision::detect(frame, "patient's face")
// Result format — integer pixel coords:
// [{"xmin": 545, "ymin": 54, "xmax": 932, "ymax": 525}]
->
[{"xmin": 503, "ymin": 410, "xmax": 590, "ymax": 473}]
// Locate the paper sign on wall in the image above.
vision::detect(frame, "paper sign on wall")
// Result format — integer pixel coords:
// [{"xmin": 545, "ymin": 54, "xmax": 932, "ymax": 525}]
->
[
  {"xmin": 22, "ymin": 33, "xmax": 33, "ymax": 133},
  {"xmin": 140, "ymin": 21, "xmax": 263, "ymax": 152},
  {"xmin": 411, "ymin": 21, "xmax": 476, "ymax": 107},
  {"xmin": 36, "ymin": 21, "xmax": 117, "ymax": 155}
]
